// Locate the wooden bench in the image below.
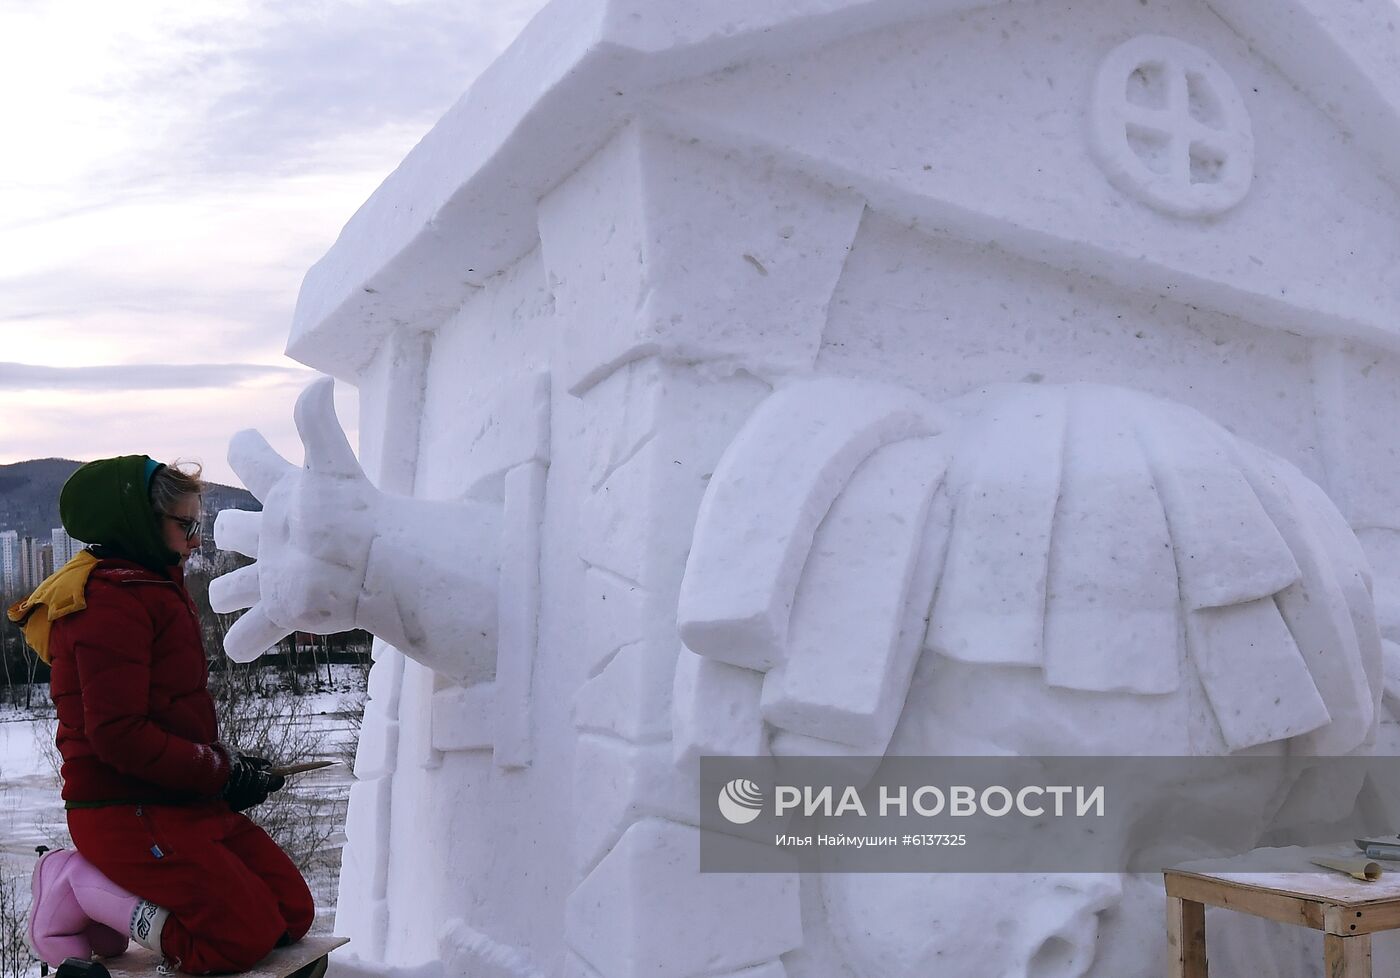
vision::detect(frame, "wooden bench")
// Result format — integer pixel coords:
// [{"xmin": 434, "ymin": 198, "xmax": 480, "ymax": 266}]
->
[
  {"xmin": 92, "ymin": 935, "xmax": 348, "ymax": 978},
  {"xmin": 1166, "ymin": 851, "xmax": 1399, "ymax": 977}
]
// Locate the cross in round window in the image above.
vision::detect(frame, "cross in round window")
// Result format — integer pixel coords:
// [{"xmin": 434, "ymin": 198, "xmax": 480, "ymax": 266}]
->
[{"xmin": 1089, "ymin": 35, "xmax": 1253, "ymax": 218}]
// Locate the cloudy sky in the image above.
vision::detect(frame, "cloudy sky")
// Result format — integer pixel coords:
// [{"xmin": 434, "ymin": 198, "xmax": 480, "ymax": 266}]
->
[{"xmin": 0, "ymin": 0, "xmax": 548, "ymax": 488}]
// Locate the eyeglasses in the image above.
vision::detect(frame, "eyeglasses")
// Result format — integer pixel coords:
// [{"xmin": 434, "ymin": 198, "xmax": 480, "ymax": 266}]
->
[{"xmin": 162, "ymin": 513, "xmax": 202, "ymax": 541}]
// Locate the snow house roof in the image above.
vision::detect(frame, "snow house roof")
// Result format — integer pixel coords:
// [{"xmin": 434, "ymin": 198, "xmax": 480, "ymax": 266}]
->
[{"xmin": 287, "ymin": 0, "xmax": 1400, "ymax": 381}]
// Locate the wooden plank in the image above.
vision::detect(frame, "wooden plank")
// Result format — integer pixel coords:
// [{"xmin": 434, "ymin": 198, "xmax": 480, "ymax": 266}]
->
[
  {"xmin": 1324, "ymin": 902, "xmax": 1400, "ymax": 936},
  {"xmin": 1166, "ymin": 872, "xmax": 1323, "ymax": 930},
  {"xmin": 1191, "ymin": 871, "xmax": 1400, "ymax": 907},
  {"xmin": 104, "ymin": 936, "xmax": 348, "ymax": 978},
  {"xmin": 1325, "ymin": 933, "xmax": 1371, "ymax": 978},
  {"xmin": 1167, "ymin": 846, "xmax": 1400, "ymax": 907},
  {"xmin": 1167, "ymin": 896, "xmax": 1208, "ymax": 978}
]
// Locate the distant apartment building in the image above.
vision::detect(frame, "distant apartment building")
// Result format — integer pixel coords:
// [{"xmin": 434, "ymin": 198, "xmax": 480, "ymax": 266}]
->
[
  {"xmin": 18, "ymin": 536, "xmax": 53, "ymax": 590},
  {"xmin": 0, "ymin": 530, "xmax": 17, "ymax": 593},
  {"xmin": 18, "ymin": 536, "xmax": 38, "ymax": 590},
  {"xmin": 51, "ymin": 527, "xmax": 85, "ymax": 567}
]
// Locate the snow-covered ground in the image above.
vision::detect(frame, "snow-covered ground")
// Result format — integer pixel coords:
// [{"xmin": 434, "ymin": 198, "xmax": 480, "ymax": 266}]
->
[
  {"xmin": 0, "ymin": 671, "xmax": 360, "ymax": 975},
  {"xmin": 0, "ymin": 711, "xmax": 62, "ymax": 869}
]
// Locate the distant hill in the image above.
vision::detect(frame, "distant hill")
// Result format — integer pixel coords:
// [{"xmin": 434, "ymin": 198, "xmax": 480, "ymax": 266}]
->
[{"xmin": 0, "ymin": 458, "xmax": 260, "ymax": 540}]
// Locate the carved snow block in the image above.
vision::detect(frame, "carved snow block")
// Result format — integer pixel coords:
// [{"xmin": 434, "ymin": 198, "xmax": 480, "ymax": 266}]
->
[
  {"xmin": 680, "ymin": 378, "xmax": 937, "ymax": 671},
  {"xmin": 333, "ymin": 841, "xmax": 367, "ymax": 938},
  {"xmin": 581, "ymin": 568, "xmax": 647, "ymax": 677},
  {"xmin": 540, "ymin": 124, "xmax": 865, "ymax": 394},
  {"xmin": 672, "ymin": 648, "xmax": 768, "ymax": 764},
  {"xmin": 566, "ymin": 819, "xmax": 802, "ymax": 978},
  {"xmin": 1240, "ymin": 448, "xmax": 1377, "ymax": 754},
  {"xmin": 344, "ymin": 778, "xmax": 392, "ymax": 895},
  {"xmin": 571, "ymin": 737, "xmax": 695, "ymax": 877},
  {"xmin": 454, "ymin": 371, "xmax": 552, "ymax": 502},
  {"xmin": 579, "ymin": 442, "xmax": 669, "ymax": 594},
  {"xmin": 365, "ymin": 638, "xmax": 405, "ymax": 717},
  {"xmin": 1187, "ymin": 600, "xmax": 1331, "ymax": 751},
  {"xmin": 430, "ymin": 682, "xmax": 497, "ymax": 752},
  {"xmin": 761, "ymin": 437, "xmax": 949, "ymax": 746},
  {"xmin": 580, "ymin": 369, "xmax": 762, "ymax": 594},
  {"xmin": 615, "ymin": 129, "xmax": 865, "ymax": 378},
  {"xmin": 576, "ymin": 359, "xmax": 760, "ymax": 627},
  {"xmin": 1040, "ymin": 388, "xmax": 1179, "ymax": 694},
  {"xmin": 1133, "ymin": 401, "xmax": 1299, "ymax": 608},
  {"xmin": 356, "ymin": 327, "xmax": 431, "ymax": 495},
  {"xmin": 352, "ymin": 716, "xmax": 400, "ymax": 781},
  {"xmin": 494, "ymin": 460, "xmax": 547, "ymax": 768},
  {"xmin": 574, "ymin": 736, "xmax": 777, "ymax": 878},
  {"xmin": 574, "ymin": 641, "xmax": 673, "ymax": 743},
  {"xmin": 537, "ymin": 126, "xmax": 650, "ymax": 395},
  {"xmin": 928, "ymin": 385, "xmax": 1066, "ymax": 666},
  {"xmin": 578, "ymin": 359, "xmax": 666, "ymax": 496},
  {"xmin": 401, "ymin": 659, "xmax": 443, "ymax": 770},
  {"xmin": 577, "ymin": 363, "xmax": 770, "ymax": 738}
]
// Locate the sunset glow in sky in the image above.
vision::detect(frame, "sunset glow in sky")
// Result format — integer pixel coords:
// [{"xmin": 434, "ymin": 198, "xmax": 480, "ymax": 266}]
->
[{"xmin": 0, "ymin": 0, "xmax": 547, "ymax": 486}]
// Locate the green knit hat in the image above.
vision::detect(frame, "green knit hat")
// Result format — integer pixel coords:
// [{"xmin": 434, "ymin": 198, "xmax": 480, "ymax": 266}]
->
[{"xmin": 59, "ymin": 455, "xmax": 179, "ymax": 572}]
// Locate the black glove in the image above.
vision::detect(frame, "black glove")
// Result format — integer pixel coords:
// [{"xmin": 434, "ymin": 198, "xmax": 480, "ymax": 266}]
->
[{"xmin": 221, "ymin": 752, "xmax": 286, "ymax": 813}]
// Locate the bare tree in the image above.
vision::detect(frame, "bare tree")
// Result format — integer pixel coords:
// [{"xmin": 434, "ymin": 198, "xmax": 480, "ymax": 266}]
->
[{"xmin": 0, "ymin": 871, "xmax": 36, "ymax": 978}]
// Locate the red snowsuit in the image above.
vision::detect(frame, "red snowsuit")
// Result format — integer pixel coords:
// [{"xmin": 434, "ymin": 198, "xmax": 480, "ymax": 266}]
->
[{"xmin": 49, "ymin": 557, "xmax": 314, "ymax": 973}]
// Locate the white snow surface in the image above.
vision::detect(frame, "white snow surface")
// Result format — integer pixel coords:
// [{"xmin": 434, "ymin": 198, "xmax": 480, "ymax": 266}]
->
[{"xmin": 287, "ymin": 0, "xmax": 1400, "ymax": 383}]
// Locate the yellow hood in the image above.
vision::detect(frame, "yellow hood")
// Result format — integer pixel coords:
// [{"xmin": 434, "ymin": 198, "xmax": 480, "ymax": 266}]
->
[{"xmin": 6, "ymin": 550, "xmax": 99, "ymax": 664}]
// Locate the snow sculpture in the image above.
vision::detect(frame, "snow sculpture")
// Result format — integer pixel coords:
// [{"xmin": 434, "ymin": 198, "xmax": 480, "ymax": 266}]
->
[
  {"xmin": 1088, "ymin": 35, "xmax": 1254, "ymax": 217},
  {"xmin": 677, "ymin": 378, "xmax": 1382, "ymax": 978},
  {"xmin": 679, "ymin": 380, "xmax": 1380, "ymax": 762},
  {"xmin": 211, "ymin": 378, "xmax": 502, "ymax": 682},
  {"xmin": 213, "ymin": 0, "xmax": 1400, "ymax": 976}
]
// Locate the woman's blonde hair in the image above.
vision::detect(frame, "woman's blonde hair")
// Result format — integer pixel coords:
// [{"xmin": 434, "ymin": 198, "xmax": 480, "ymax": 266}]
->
[{"xmin": 150, "ymin": 460, "xmax": 205, "ymax": 514}]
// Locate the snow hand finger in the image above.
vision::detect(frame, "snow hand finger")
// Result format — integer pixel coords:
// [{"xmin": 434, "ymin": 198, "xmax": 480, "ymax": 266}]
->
[
  {"xmin": 294, "ymin": 377, "xmax": 363, "ymax": 480},
  {"xmin": 209, "ymin": 564, "xmax": 261, "ymax": 614},
  {"xmin": 223, "ymin": 604, "xmax": 289, "ymax": 663},
  {"xmin": 228, "ymin": 429, "xmax": 297, "ymax": 501},
  {"xmin": 214, "ymin": 508, "xmax": 262, "ymax": 558}
]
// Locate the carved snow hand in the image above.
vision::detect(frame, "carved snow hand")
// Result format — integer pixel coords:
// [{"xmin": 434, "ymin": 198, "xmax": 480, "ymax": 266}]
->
[
  {"xmin": 210, "ymin": 378, "xmax": 378, "ymax": 661},
  {"xmin": 209, "ymin": 377, "xmax": 502, "ymax": 680}
]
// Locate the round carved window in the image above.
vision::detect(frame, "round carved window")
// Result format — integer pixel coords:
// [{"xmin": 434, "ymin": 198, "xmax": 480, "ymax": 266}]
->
[{"xmin": 1089, "ymin": 35, "xmax": 1253, "ymax": 218}]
